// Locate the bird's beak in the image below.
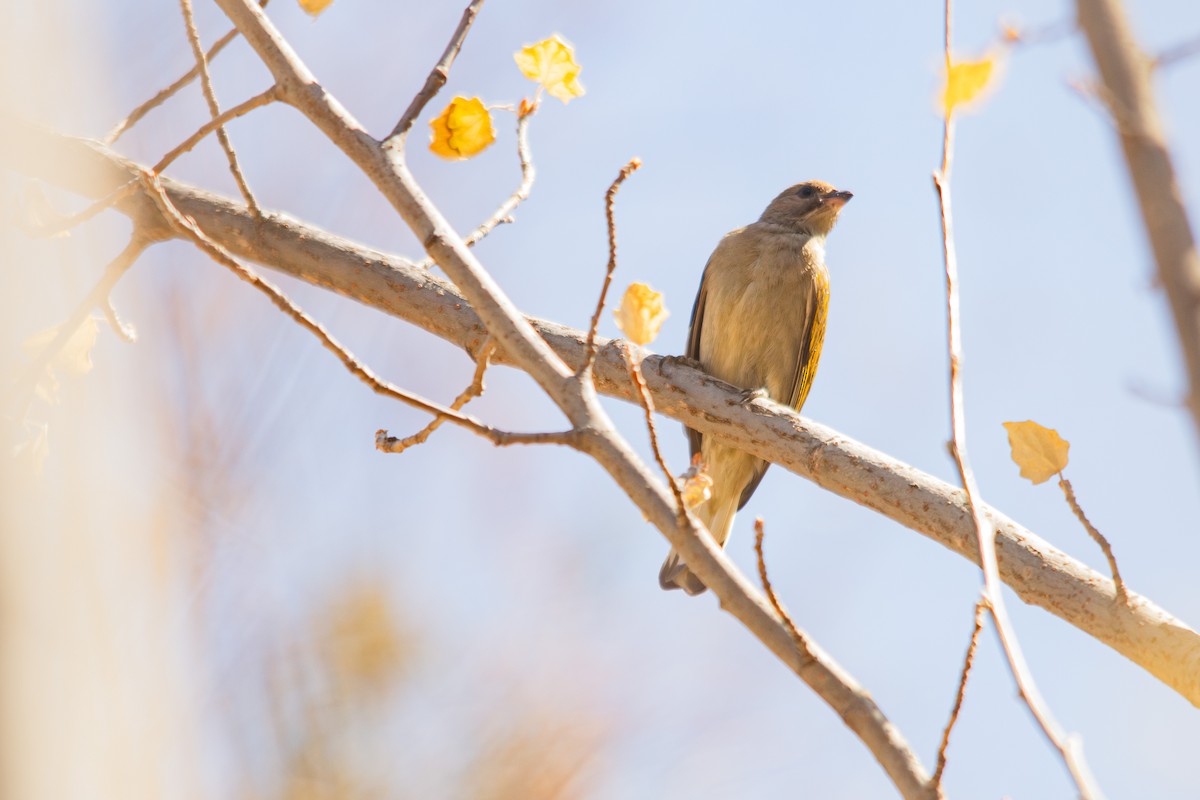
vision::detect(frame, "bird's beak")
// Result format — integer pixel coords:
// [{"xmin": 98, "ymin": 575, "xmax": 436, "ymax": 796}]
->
[{"xmin": 822, "ymin": 190, "xmax": 853, "ymax": 209}]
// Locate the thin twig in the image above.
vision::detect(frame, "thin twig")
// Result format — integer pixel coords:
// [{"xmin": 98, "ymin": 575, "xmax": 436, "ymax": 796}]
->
[
  {"xmin": 461, "ymin": 108, "xmax": 536, "ymax": 248},
  {"xmin": 1000, "ymin": 17, "xmax": 1075, "ymax": 47},
  {"xmin": 138, "ymin": 170, "xmax": 570, "ymax": 450},
  {"xmin": 415, "ymin": 107, "xmax": 537, "ymax": 270},
  {"xmin": 180, "ymin": 0, "xmax": 261, "ymax": 216},
  {"xmin": 27, "ymin": 183, "xmax": 145, "ymax": 240},
  {"xmin": 933, "ymin": 599, "xmax": 988, "ymax": 787},
  {"xmin": 36, "ymin": 87, "xmax": 279, "ymax": 239},
  {"xmin": 1059, "ymin": 476, "xmax": 1128, "ymax": 605},
  {"xmin": 11, "ymin": 232, "xmax": 152, "ymax": 416},
  {"xmin": 384, "ymin": 0, "xmax": 487, "ymax": 146},
  {"xmin": 581, "ymin": 157, "xmax": 642, "ymax": 377},
  {"xmin": 153, "ymin": 86, "xmax": 280, "ymax": 174},
  {"xmin": 934, "ymin": 1, "xmax": 1100, "ymax": 796},
  {"xmin": 752, "ymin": 519, "xmax": 811, "ymax": 658},
  {"xmin": 1154, "ymin": 30, "xmax": 1200, "ymax": 69},
  {"xmin": 104, "ymin": 0, "xmax": 271, "ymax": 144},
  {"xmin": 376, "ymin": 338, "xmax": 496, "ymax": 453},
  {"xmin": 102, "ymin": 296, "xmax": 138, "ymax": 344},
  {"xmin": 623, "ymin": 342, "xmax": 686, "ymax": 520}
]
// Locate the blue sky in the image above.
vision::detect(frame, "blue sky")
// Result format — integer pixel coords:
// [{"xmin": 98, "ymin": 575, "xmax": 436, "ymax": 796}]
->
[{"xmin": 5, "ymin": 0, "xmax": 1200, "ymax": 797}]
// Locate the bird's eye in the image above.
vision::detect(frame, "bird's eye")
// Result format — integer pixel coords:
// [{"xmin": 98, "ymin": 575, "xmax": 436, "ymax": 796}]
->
[{"xmin": 798, "ymin": 186, "xmax": 816, "ymax": 199}]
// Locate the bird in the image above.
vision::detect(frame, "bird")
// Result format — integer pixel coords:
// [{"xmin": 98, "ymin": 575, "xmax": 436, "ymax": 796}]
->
[{"xmin": 659, "ymin": 180, "xmax": 852, "ymax": 595}]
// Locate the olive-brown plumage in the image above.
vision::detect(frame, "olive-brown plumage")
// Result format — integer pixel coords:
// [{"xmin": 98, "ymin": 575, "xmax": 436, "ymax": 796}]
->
[{"xmin": 660, "ymin": 181, "xmax": 852, "ymax": 595}]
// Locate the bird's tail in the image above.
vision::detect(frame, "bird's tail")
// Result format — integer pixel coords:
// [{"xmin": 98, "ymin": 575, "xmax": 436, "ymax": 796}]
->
[{"xmin": 658, "ymin": 498, "xmax": 738, "ymax": 596}]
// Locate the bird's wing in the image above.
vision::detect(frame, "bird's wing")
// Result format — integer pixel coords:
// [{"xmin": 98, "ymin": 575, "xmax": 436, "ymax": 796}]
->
[
  {"xmin": 684, "ymin": 255, "xmax": 710, "ymax": 461},
  {"xmin": 785, "ymin": 268, "xmax": 830, "ymax": 413}
]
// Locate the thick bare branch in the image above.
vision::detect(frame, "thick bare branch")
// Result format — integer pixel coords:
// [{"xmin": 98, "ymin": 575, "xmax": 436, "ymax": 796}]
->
[
  {"xmin": 1078, "ymin": 0, "xmax": 1200, "ymax": 447},
  {"xmin": 13, "ymin": 125, "xmax": 1200, "ymax": 710}
]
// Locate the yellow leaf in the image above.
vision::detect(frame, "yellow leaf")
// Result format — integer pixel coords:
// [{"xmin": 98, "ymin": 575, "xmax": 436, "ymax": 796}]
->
[
  {"xmin": 429, "ymin": 96, "xmax": 496, "ymax": 161},
  {"xmin": 1003, "ymin": 420, "xmax": 1070, "ymax": 485},
  {"xmin": 298, "ymin": 0, "xmax": 333, "ymax": 16},
  {"xmin": 942, "ymin": 56, "xmax": 996, "ymax": 115},
  {"xmin": 614, "ymin": 283, "xmax": 668, "ymax": 346},
  {"xmin": 514, "ymin": 34, "xmax": 585, "ymax": 103}
]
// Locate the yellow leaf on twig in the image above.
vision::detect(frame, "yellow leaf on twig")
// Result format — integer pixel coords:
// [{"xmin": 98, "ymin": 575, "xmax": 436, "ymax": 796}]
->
[
  {"xmin": 942, "ymin": 57, "xmax": 997, "ymax": 115},
  {"xmin": 298, "ymin": 0, "xmax": 333, "ymax": 17},
  {"xmin": 514, "ymin": 35, "xmax": 585, "ymax": 103},
  {"xmin": 429, "ymin": 96, "xmax": 496, "ymax": 160},
  {"xmin": 1003, "ymin": 420, "xmax": 1070, "ymax": 485},
  {"xmin": 614, "ymin": 283, "xmax": 668, "ymax": 346}
]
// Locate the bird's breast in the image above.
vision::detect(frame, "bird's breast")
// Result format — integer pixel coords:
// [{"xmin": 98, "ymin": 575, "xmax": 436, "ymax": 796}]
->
[{"xmin": 699, "ymin": 233, "xmax": 826, "ymax": 402}]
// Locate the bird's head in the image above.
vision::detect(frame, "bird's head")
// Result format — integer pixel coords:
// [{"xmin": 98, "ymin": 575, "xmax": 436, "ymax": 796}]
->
[{"xmin": 758, "ymin": 180, "xmax": 853, "ymax": 237}]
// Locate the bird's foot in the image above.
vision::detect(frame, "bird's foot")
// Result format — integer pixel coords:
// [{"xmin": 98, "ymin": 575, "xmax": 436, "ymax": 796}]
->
[{"xmin": 737, "ymin": 387, "xmax": 770, "ymax": 405}]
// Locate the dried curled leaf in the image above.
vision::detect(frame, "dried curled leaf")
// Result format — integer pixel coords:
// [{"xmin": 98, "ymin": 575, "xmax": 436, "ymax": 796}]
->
[
  {"xmin": 1003, "ymin": 420, "xmax": 1070, "ymax": 485},
  {"xmin": 514, "ymin": 34, "xmax": 585, "ymax": 103},
  {"xmin": 942, "ymin": 56, "xmax": 997, "ymax": 115},
  {"xmin": 680, "ymin": 454, "xmax": 713, "ymax": 510},
  {"xmin": 429, "ymin": 96, "xmax": 496, "ymax": 160},
  {"xmin": 614, "ymin": 283, "xmax": 668, "ymax": 346},
  {"xmin": 298, "ymin": 0, "xmax": 333, "ymax": 17}
]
